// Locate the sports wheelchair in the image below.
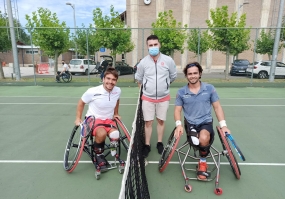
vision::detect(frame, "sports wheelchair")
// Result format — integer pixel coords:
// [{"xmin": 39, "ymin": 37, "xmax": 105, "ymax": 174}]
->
[
  {"xmin": 56, "ymin": 71, "xmax": 72, "ymax": 83},
  {"xmin": 158, "ymin": 126, "xmax": 242, "ymax": 195},
  {"xmin": 63, "ymin": 117, "xmax": 130, "ymax": 180}
]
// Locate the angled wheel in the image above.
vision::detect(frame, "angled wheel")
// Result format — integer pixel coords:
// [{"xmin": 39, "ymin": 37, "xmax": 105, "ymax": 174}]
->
[
  {"xmin": 62, "ymin": 73, "xmax": 72, "ymax": 83},
  {"xmin": 63, "ymin": 125, "xmax": 86, "ymax": 173},
  {"xmin": 216, "ymin": 126, "xmax": 241, "ymax": 179},
  {"xmin": 158, "ymin": 128, "xmax": 181, "ymax": 172},
  {"xmin": 114, "ymin": 118, "xmax": 131, "ymax": 152}
]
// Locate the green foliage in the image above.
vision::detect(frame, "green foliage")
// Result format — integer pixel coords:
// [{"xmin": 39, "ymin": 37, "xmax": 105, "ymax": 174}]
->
[
  {"xmin": 92, "ymin": 5, "xmax": 134, "ymax": 61},
  {"xmin": 187, "ymin": 29, "xmax": 211, "ymax": 56},
  {"xmin": 206, "ymin": 6, "xmax": 250, "ymax": 54},
  {"xmin": 151, "ymin": 10, "xmax": 187, "ymax": 57},
  {"xmin": 0, "ymin": 11, "xmax": 11, "ymax": 53},
  {"xmin": 255, "ymin": 29, "xmax": 276, "ymax": 58},
  {"xmin": 206, "ymin": 6, "xmax": 250, "ymax": 79},
  {"xmin": 25, "ymin": 8, "xmax": 70, "ymax": 74},
  {"xmin": 75, "ymin": 24, "xmax": 99, "ymax": 56}
]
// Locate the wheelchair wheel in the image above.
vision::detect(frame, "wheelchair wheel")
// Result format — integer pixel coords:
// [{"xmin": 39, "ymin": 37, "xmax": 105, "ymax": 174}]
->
[
  {"xmin": 216, "ymin": 126, "xmax": 241, "ymax": 179},
  {"xmin": 114, "ymin": 118, "xmax": 131, "ymax": 152},
  {"xmin": 62, "ymin": 72, "xmax": 72, "ymax": 83},
  {"xmin": 63, "ymin": 125, "xmax": 86, "ymax": 173},
  {"xmin": 159, "ymin": 127, "xmax": 181, "ymax": 172}
]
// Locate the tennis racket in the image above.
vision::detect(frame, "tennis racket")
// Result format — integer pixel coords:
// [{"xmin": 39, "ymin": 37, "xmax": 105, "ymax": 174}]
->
[
  {"xmin": 80, "ymin": 116, "xmax": 95, "ymax": 138},
  {"xmin": 225, "ymin": 132, "xmax": 246, "ymax": 161}
]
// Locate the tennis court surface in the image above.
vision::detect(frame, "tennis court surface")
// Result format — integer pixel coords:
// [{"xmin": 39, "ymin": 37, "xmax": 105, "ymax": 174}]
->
[{"xmin": 0, "ymin": 86, "xmax": 285, "ymax": 198}]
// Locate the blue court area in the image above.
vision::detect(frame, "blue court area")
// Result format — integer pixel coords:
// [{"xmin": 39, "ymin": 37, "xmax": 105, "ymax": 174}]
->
[{"xmin": 0, "ymin": 86, "xmax": 285, "ymax": 198}]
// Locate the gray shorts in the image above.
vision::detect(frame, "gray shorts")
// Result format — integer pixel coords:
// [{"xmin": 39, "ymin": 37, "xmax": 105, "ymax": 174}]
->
[{"xmin": 142, "ymin": 100, "xmax": 169, "ymax": 121}]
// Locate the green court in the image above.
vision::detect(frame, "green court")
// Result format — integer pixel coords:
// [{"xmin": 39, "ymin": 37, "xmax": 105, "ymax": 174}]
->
[{"xmin": 0, "ymin": 86, "xmax": 285, "ymax": 199}]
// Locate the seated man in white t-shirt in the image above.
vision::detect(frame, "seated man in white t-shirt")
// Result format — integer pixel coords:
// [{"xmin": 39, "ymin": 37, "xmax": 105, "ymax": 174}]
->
[
  {"xmin": 74, "ymin": 67, "xmax": 121, "ymax": 170},
  {"xmin": 56, "ymin": 60, "xmax": 70, "ymax": 82}
]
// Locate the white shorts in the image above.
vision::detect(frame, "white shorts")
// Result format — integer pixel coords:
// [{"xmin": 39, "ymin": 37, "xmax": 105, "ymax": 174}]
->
[{"xmin": 142, "ymin": 100, "xmax": 169, "ymax": 121}]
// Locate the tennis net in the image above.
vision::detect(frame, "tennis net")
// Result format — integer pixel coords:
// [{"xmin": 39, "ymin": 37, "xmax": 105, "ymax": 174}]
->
[{"xmin": 118, "ymin": 87, "xmax": 150, "ymax": 199}]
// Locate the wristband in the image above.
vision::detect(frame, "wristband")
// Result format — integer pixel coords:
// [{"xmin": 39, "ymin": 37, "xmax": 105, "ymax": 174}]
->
[
  {"xmin": 219, "ymin": 120, "xmax": 227, "ymax": 128},
  {"xmin": 175, "ymin": 120, "xmax": 182, "ymax": 127}
]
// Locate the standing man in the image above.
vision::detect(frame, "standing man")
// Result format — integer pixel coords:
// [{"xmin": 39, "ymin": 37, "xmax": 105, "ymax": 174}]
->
[
  {"xmin": 100, "ymin": 59, "xmax": 109, "ymax": 83},
  {"xmin": 174, "ymin": 62, "xmax": 231, "ymax": 180},
  {"xmin": 135, "ymin": 35, "xmax": 177, "ymax": 158}
]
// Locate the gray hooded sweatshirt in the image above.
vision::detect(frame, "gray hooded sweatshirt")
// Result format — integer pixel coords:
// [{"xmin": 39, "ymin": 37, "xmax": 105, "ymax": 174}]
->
[{"xmin": 135, "ymin": 53, "xmax": 177, "ymax": 100}]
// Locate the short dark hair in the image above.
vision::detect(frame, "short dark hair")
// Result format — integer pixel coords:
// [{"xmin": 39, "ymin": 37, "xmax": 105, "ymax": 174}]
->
[
  {"xmin": 146, "ymin": 35, "xmax": 159, "ymax": 43},
  {"xmin": 104, "ymin": 67, "xmax": 119, "ymax": 80},
  {"xmin": 183, "ymin": 62, "xmax": 203, "ymax": 78}
]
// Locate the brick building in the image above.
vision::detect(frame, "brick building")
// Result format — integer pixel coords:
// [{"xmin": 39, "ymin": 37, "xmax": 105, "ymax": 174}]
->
[{"xmin": 126, "ymin": 0, "xmax": 285, "ymax": 70}]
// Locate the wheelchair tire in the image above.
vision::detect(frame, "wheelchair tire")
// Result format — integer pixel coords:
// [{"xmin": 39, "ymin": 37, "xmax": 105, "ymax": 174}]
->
[
  {"xmin": 61, "ymin": 72, "xmax": 72, "ymax": 83},
  {"xmin": 114, "ymin": 118, "xmax": 131, "ymax": 152},
  {"xmin": 159, "ymin": 127, "xmax": 181, "ymax": 172},
  {"xmin": 63, "ymin": 125, "xmax": 85, "ymax": 173},
  {"xmin": 216, "ymin": 126, "xmax": 241, "ymax": 179}
]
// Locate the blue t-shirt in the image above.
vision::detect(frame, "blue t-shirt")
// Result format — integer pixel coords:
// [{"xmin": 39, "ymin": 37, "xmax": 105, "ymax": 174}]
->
[{"xmin": 175, "ymin": 82, "xmax": 219, "ymax": 125}]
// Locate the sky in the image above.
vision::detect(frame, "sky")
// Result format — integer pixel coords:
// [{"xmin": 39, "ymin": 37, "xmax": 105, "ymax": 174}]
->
[{"xmin": 0, "ymin": 0, "xmax": 126, "ymax": 29}]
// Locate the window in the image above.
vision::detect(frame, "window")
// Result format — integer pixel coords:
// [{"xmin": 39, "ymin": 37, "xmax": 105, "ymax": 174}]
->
[{"xmin": 26, "ymin": 50, "xmax": 38, "ymax": 54}]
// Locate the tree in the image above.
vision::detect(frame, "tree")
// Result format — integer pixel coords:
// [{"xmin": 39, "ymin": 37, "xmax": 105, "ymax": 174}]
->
[
  {"xmin": 25, "ymin": 8, "xmax": 70, "ymax": 75},
  {"xmin": 151, "ymin": 10, "xmax": 187, "ymax": 57},
  {"xmin": 187, "ymin": 29, "xmax": 211, "ymax": 63},
  {"xmin": 206, "ymin": 6, "xmax": 250, "ymax": 80},
  {"xmin": 0, "ymin": 11, "xmax": 12, "ymax": 79},
  {"xmin": 92, "ymin": 5, "xmax": 134, "ymax": 66},
  {"xmin": 75, "ymin": 24, "xmax": 99, "ymax": 57},
  {"xmin": 255, "ymin": 29, "xmax": 280, "ymax": 60}
]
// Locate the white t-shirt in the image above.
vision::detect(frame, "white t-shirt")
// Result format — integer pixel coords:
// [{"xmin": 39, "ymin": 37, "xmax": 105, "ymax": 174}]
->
[
  {"xmin": 81, "ymin": 85, "xmax": 121, "ymax": 120},
  {"xmin": 63, "ymin": 63, "xmax": 69, "ymax": 71}
]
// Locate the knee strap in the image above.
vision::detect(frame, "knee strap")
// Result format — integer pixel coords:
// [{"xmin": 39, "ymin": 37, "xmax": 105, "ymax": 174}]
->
[
  {"xmin": 94, "ymin": 141, "xmax": 105, "ymax": 154},
  {"xmin": 109, "ymin": 130, "xmax": 119, "ymax": 148},
  {"xmin": 199, "ymin": 144, "xmax": 211, "ymax": 157}
]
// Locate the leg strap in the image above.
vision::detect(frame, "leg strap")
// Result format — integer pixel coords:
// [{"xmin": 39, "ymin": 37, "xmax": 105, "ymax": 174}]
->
[{"xmin": 94, "ymin": 141, "xmax": 105, "ymax": 154}]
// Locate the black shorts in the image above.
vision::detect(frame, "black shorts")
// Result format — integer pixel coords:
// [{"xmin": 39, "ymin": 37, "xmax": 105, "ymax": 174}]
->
[{"xmin": 184, "ymin": 120, "xmax": 215, "ymax": 143}]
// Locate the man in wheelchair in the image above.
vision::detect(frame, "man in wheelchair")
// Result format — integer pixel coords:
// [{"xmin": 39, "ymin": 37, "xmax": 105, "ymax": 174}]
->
[
  {"xmin": 56, "ymin": 60, "xmax": 71, "ymax": 82},
  {"xmin": 174, "ymin": 62, "xmax": 231, "ymax": 181},
  {"xmin": 74, "ymin": 67, "xmax": 121, "ymax": 171}
]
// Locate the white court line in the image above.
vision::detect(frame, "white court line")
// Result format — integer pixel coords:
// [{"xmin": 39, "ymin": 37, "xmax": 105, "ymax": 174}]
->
[
  {"xmin": 0, "ymin": 103, "xmax": 285, "ymax": 106},
  {"xmin": 0, "ymin": 160, "xmax": 285, "ymax": 166}
]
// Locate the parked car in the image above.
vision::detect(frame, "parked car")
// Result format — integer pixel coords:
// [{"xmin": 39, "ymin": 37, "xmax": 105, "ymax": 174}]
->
[
  {"xmin": 230, "ymin": 59, "xmax": 250, "ymax": 76},
  {"xmin": 69, "ymin": 59, "xmax": 97, "ymax": 75},
  {"xmin": 115, "ymin": 61, "xmax": 134, "ymax": 76},
  {"xmin": 96, "ymin": 55, "xmax": 113, "ymax": 73},
  {"xmin": 246, "ymin": 61, "xmax": 285, "ymax": 79}
]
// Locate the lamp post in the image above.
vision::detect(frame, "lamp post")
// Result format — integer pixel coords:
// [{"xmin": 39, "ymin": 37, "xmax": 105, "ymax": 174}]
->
[
  {"xmin": 238, "ymin": 1, "xmax": 249, "ymax": 20},
  {"xmin": 66, "ymin": 2, "xmax": 78, "ymax": 58}
]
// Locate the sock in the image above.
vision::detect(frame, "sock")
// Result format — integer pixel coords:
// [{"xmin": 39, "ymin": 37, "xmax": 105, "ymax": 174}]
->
[{"xmin": 200, "ymin": 158, "xmax": 206, "ymax": 162}]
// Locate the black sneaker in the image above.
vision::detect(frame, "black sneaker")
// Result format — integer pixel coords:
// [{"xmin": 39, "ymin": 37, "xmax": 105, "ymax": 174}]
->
[
  {"xmin": 156, "ymin": 142, "xmax": 164, "ymax": 155},
  {"xmin": 96, "ymin": 154, "xmax": 107, "ymax": 170},
  {"xmin": 142, "ymin": 145, "xmax": 151, "ymax": 158}
]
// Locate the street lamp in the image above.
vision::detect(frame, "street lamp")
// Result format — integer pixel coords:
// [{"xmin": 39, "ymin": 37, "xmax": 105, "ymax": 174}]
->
[
  {"xmin": 238, "ymin": 1, "xmax": 249, "ymax": 20},
  {"xmin": 66, "ymin": 2, "xmax": 78, "ymax": 58}
]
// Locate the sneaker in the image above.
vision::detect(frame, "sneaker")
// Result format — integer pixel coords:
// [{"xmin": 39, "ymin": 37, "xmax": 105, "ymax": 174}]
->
[
  {"xmin": 156, "ymin": 142, "xmax": 164, "ymax": 155},
  {"xmin": 197, "ymin": 161, "xmax": 208, "ymax": 180},
  {"xmin": 96, "ymin": 154, "xmax": 107, "ymax": 170},
  {"xmin": 142, "ymin": 145, "xmax": 151, "ymax": 158}
]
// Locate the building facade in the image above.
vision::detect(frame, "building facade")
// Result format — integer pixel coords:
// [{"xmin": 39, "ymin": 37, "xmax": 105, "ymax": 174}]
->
[{"xmin": 126, "ymin": 0, "xmax": 284, "ymax": 70}]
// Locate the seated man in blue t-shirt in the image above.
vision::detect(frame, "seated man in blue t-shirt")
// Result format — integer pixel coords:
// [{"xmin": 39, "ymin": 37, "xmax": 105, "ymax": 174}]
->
[{"xmin": 174, "ymin": 62, "xmax": 231, "ymax": 181}]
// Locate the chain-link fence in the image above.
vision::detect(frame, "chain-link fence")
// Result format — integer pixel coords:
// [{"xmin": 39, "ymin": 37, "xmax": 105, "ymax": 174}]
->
[{"xmin": 0, "ymin": 27, "xmax": 285, "ymax": 87}]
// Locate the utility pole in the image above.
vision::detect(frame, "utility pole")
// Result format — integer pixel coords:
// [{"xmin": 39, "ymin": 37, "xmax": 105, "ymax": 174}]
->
[
  {"xmin": 6, "ymin": 0, "xmax": 20, "ymax": 80},
  {"xmin": 269, "ymin": 0, "xmax": 285, "ymax": 82}
]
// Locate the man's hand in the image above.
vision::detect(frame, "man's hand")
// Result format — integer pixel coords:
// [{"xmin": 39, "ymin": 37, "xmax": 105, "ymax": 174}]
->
[
  {"xmin": 221, "ymin": 126, "xmax": 231, "ymax": 136},
  {"xmin": 113, "ymin": 114, "xmax": 121, "ymax": 120},
  {"xmin": 74, "ymin": 118, "xmax": 82, "ymax": 126},
  {"xmin": 174, "ymin": 125, "xmax": 183, "ymax": 139}
]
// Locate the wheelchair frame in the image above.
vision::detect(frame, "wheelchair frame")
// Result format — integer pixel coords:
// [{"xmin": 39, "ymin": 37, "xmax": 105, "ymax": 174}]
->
[
  {"xmin": 63, "ymin": 117, "xmax": 131, "ymax": 180},
  {"xmin": 158, "ymin": 126, "xmax": 241, "ymax": 195},
  {"xmin": 57, "ymin": 71, "xmax": 72, "ymax": 83}
]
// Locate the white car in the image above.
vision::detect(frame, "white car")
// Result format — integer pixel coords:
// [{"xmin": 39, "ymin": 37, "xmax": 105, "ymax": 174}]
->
[
  {"xmin": 246, "ymin": 61, "xmax": 285, "ymax": 79},
  {"xmin": 69, "ymin": 59, "xmax": 98, "ymax": 75}
]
